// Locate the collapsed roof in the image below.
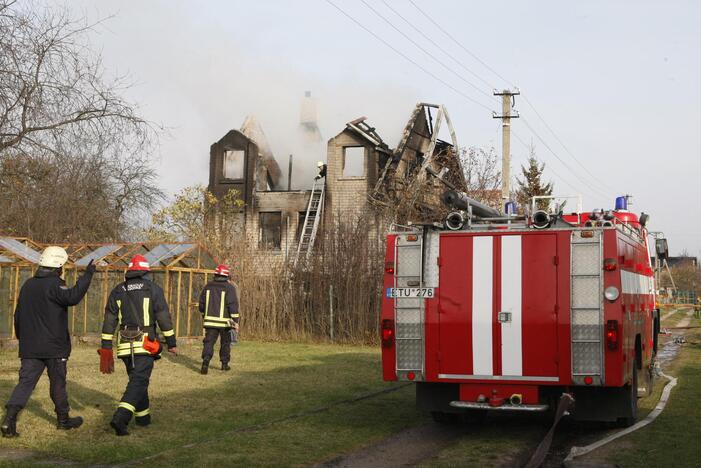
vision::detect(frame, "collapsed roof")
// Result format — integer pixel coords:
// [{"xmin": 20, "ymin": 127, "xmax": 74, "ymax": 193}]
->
[{"xmin": 370, "ymin": 103, "xmax": 467, "ymax": 205}]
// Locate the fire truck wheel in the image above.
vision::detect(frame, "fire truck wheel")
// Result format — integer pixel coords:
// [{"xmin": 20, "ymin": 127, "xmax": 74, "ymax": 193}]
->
[{"xmin": 617, "ymin": 368, "xmax": 638, "ymax": 428}]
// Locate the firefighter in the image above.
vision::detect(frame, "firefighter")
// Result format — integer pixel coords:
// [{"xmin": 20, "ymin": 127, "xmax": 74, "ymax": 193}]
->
[
  {"xmin": 199, "ymin": 264, "xmax": 239, "ymax": 374},
  {"xmin": 1, "ymin": 247, "xmax": 95, "ymax": 438},
  {"xmin": 98, "ymin": 254, "xmax": 177, "ymax": 436},
  {"xmin": 315, "ymin": 161, "xmax": 327, "ymax": 180}
]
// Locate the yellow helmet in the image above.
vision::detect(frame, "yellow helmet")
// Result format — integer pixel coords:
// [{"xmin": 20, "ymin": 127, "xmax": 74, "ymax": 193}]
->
[{"xmin": 39, "ymin": 246, "xmax": 68, "ymax": 268}]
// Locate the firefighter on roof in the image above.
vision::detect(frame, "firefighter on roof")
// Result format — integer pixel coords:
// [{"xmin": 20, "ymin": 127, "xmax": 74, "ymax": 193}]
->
[
  {"xmin": 1, "ymin": 247, "xmax": 95, "ymax": 438},
  {"xmin": 99, "ymin": 254, "xmax": 177, "ymax": 436},
  {"xmin": 199, "ymin": 264, "xmax": 239, "ymax": 374}
]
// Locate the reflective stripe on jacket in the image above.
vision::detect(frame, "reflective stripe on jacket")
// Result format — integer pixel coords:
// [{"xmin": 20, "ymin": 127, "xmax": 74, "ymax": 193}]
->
[
  {"xmin": 101, "ymin": 272, "xmax": 177, "ymax": 356},
  {"xmin": 198, "ymin": 279, "xmax": 239, "ymax": 329}
]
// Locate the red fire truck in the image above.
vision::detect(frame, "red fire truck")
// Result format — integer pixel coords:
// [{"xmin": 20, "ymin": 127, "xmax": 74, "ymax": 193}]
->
[{"xmin": 381, "ymin": 193, "xmax": 661, "ymax": 426}]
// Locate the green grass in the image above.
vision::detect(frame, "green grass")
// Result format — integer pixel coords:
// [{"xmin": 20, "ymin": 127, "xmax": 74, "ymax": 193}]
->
[
  {"xmin": 581, "ymin": 309, "xmax": 701, "ymax": 466},
  {"xmin": 0, "ymin": 340, "xmax": 424, "ymax": 466}
]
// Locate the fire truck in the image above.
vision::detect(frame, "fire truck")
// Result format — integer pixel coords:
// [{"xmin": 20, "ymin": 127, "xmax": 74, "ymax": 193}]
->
[{"xmin": 381, "ymin": 193, "xmax": 661, "ymax": 426}]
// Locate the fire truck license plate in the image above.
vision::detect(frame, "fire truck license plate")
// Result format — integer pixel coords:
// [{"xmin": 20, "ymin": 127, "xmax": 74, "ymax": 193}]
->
[{"xmin": 386, "ymin": 288, "xmax": 435, "ymax": 298}]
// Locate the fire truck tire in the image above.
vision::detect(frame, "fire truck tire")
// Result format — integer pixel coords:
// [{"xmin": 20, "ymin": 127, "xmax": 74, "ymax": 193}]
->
[{"xmin": 617, "ymin": 368, "xmax": 638, "ymax": 428}]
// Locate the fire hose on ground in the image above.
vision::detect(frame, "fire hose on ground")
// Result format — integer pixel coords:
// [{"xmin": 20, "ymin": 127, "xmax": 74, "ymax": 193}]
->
[
  {"xmin": 522, "ymin": 368, "xmax": 678, "ymax": 467},
  {"xmin": 564, "ymin": 370, "xmax": 678, "ymax": 462}
]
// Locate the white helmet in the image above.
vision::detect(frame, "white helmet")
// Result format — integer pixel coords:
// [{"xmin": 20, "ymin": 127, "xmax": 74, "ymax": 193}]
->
[
  {"xmin": 317, "ymin": 161, "xmax": 325, "ymax": 167},
  {"xmin": 39, "ymin": 246, "xmax": 68, "ymax": 268}
]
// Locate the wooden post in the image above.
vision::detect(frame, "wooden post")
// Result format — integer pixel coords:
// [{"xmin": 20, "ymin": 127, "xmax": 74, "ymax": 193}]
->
[
  {"xmin": 187, "ymin": 271, "xmax": 193, "ymax": 337},
  {"xmin": 70, "ymin": 268, "xmax": 77, "ymax": 333},
  {"xmin": 176, "ymin": 271, "xmax": 182, "ymax": 337},
  {"xmin": 11, "ymin": 267, "xmax": 20, "ymax": 339},
  {"xmin": 83, "ymin": 284, "xmax": 88, "ymax": 335},
  {"xmin": 329, "ymin": 284, "xmax": 334, "ymax": 342}
]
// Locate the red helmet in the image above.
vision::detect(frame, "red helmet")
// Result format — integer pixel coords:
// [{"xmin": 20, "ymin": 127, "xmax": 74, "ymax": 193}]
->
[
  {"xmin": 214, "ymin": 264, "xmax": 230, "ymax": 277},
  {"xmin": 128, "ymin": 254, "xmax": 151, "ymax": 272}
]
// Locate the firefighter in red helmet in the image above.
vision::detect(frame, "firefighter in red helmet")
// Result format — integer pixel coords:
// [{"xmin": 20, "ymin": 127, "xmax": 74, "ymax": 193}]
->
[
  {"xmin": 98, "ymin": 254, "xmax": 177, "ymax": 436},
  {"xmin": 198, "ymin": 264, "xmax": 239, "ymax": 374}
]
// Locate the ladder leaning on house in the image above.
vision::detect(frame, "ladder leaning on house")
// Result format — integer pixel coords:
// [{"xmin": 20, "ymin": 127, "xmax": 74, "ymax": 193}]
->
[{"xmin": 293, "ymin": 179, "xmax": 325, "ymax": 266}]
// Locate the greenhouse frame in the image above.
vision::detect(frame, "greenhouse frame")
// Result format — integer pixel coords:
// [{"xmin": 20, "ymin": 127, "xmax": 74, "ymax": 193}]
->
[{"xmin": 0, "ymin": 237, "xmax": 218, "ymax": 340}]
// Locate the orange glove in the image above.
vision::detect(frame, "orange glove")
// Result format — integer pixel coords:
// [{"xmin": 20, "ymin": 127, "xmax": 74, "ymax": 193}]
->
[{"xmin": 97, "ymin": 348, "xmax": 114, "ymax": 374}]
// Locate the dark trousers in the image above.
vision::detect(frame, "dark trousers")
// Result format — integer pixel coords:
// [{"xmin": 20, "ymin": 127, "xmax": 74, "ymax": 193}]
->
[
  {"xmin": 6, "ymin": 358, "xmax": 70, "ymax": 415},
  {"xmin": 115, "ymin": 355, "xmax": 154, "ymax": 422},
  {"xmin": 202, "ymin": 328, "xmax": 232, "ymax": 364}
]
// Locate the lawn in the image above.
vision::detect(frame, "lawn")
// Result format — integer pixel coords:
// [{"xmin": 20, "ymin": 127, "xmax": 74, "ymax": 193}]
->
[
  {"xmin": 0, "ymin": 340, "xmax": 424, "ymax": 466},
  {"xmin": 580, "ymin": 307, "xmax": 701, "ymax": 466}
]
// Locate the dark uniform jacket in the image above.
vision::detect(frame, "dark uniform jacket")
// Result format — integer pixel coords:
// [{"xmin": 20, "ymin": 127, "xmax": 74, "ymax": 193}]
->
[
  {"xmin": 198, "ymin": 278, "xmax": 239, "ymax": 329},
  {"xmin": 101, "ymin": 271, "xmax": 176, "ymax": 358},
  {"xmin": 14, "ymin": 268, "xmax": 93, "ymax": 359}
]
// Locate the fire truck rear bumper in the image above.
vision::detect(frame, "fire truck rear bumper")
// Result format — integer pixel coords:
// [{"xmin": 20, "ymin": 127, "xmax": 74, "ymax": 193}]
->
[{"xmin": 449, "ymin": 401, "xmax": 549, "ymax": 412}]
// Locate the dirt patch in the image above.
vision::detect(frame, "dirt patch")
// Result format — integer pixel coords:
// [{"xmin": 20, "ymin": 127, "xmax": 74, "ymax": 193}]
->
[{"xmin": 318, "ymin": 423, "xmax": 465, "ymax": 468}]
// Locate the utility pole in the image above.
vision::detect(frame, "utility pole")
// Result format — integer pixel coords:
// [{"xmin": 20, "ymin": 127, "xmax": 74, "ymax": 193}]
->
[{"xmin": 493, "ymin": 89, "xmax": 520, "ymax": 209}]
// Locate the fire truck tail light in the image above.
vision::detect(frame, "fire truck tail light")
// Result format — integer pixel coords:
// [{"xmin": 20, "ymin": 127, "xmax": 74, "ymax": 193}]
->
[
  {"xmin": 604, "ymin": 286, "xmax": 620, "ymax": 302},
  {"xmin": 606, "ymin": 320, "xmax": 619, "ymax": 350},
  {"xmin": 584, "ymin": 376, "xmax": 593, "ymax": 385},
  {"xmin": 384, "ymin": 261, "xmax": 395, "ymax": 274},
  {"xmin": 603, "ymin": 258, "xmax": 617, "ymax": 271},
  {"xmin": 381, "ymin": 319, "xmax": 395, "ymax": 348}
]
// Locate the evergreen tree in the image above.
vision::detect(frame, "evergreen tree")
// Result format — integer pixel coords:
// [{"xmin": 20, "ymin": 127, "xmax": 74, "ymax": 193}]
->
[{"xmin": 515, "ymin": 146, "xmax": 553, "ymax": 212}]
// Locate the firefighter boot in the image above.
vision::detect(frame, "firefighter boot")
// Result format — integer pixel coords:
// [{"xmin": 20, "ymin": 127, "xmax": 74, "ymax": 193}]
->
[
  {"xmin": 1, "ymin": 405, "xmax": 21, "ymax": 438},
  {"xmin": 135, "ymin": 413, "xmax": 151, "ymax": 427},
  {"xmin": 110, "ymin": 408, "xmax": 132, "ymax": 436},
  {"xmin": 200, "ymin": 360, "xmax": 209, "ymax": 375},
  {"xmin": 221, "ymin": 363, "xmax": 231, "ymax": 371},
  {"xmin": 57, "ymin": 413, "xmax": 84, "ymax": 430}
]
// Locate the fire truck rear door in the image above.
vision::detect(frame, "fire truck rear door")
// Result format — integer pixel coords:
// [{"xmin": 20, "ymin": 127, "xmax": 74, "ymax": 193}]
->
[{"xmin": 437, "ymin": 233, "xmax": 559, "ymax": 381}]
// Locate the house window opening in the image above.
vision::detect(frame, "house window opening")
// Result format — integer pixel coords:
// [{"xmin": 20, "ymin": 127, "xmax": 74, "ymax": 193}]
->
[
  {"xmin": 343, "ymin": 146, "xmax": 365, "ymax": 177},
  {"xmin": 260, "ymin": 212, "xmax": 282, "ymax": 250},
  {"xmin": 223, "ymin": 149, "xmax": 245, "ymax": 180},
  {"xmin": 296, "ymin": 212, "xmax": 307, "ymax": 241}
]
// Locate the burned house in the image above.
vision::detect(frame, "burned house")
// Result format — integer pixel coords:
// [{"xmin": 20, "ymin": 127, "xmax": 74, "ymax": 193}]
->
[{"xmin": 208, "ymin": 99, "xmax": 465, "ymax": 265}]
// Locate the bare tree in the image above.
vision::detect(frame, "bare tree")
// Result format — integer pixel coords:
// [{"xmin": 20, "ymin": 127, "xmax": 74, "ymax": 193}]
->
[
  {"xmin": 0, "ymin": 0, "xmax": 150, "ymax": 157},
  {"xmin": 0, "ymin": 1, "xmax": 163, "ymax": 242},
  {"xmin": 459, "ymin": 146, "xmax": 502, "ymax": 209}
]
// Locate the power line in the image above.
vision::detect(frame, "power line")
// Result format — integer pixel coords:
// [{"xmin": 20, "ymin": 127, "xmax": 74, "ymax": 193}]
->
[
  {"xmin": 327, "ymin": 0, "xmax": 614, "ymax": 205},
  {"xmin": 408, "ymin": 0, "xmax": 515, "ymax": 88},
  {"xmin": 324, "ymin": 0, "xmax": 495, "ymax": 112},
  {"xmin": 379, "ymin": 0, "xmax": 495, "ymax": 90},
  {"xmin": 520, "ymin": 118, "xmax": 613, "ymax": 200},
  {"xmin": 520, "ymin": 96, "xmax": 619, "ymax": 193},
  {"xmin": 511, "ymin": 130, "xmax": 584, "ymax": 197},
  {"xmin": 358, "ymin": 0, "xmax": 497, "ymax": 104},
  {"xmin": 512, "ymin": 128, "xmax": 611, "ymax": 205},
  {"xmin": 405, "ymin": 0, "xmax": 617, "ymax": 201}
]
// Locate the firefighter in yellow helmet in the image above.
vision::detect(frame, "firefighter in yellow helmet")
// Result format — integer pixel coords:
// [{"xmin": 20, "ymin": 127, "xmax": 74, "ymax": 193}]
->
[
  {"xmin": 98, "ymin": 254, "xmax": 177, "ymax": 436},
  {"xmin": 199, "ymin": 264, "xmax": 239, "ymax": 374}
]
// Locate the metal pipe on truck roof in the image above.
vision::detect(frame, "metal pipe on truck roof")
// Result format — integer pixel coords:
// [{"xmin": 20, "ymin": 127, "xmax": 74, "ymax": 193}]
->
[{"xmin": 441, "ymin": 190, "xmax": 501, "ymax": 218}]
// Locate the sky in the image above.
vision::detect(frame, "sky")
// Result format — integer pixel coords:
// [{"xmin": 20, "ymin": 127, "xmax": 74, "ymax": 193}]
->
[{"xmin": 52, "ymin": 0, "xmax": 700, "ymax": 256}]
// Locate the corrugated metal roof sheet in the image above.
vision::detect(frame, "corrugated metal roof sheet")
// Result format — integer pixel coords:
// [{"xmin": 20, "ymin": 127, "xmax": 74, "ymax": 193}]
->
[
  {"xmin": 75, "ymin": 244, "xmax": 121, "ymax": 266},
  {"xmin": 0, "ymin": 254, "xmax": 13, "ymax": 263},
  {"xmin": 0, "ymin": 237, "xmax": 42, "ymax": 264},
  {"xmin": 144, "ymin": 244, "xmax": 195, "ymax": 266}
]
